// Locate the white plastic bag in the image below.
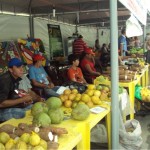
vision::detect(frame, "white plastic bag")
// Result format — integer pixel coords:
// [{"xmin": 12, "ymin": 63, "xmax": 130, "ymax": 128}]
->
[
  {"xmin": 119, "ymin": 119, "xmax": 143, "ymax": 150},
  {"xmin": 91, "ymin": 124, "xmax": 107, "ymax": 143}
]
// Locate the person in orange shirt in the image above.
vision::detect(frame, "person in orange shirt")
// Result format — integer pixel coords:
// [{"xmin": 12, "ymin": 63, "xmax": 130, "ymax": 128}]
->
[{"xmin": 67, "ymin": 54, "xmax": 87, "ymax": 84}]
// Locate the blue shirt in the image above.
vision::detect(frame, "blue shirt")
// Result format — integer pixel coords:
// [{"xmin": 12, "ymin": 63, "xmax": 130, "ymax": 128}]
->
[
  {"xmin": 118, "ymin": 35, "xmax": 127, "ymax": 51},
  {"xmin": 29, "ymin": 66, "xmax": 49, "ymax": 85}
]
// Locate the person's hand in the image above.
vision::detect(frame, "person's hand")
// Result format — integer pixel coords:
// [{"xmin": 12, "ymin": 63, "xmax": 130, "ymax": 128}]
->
[
  {"xmin": 47, "ymin": 82, "xmax": 54, "ymax": 89},
  {"xmin": 21, "ymin": 94, "xmax": 33, "ymax": 103}
]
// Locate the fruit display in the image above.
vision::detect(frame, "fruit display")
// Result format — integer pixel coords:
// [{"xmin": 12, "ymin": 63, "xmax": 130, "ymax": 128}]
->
[
  {"xmin": 140, "ymin": 87, "xmax": 150, "ymax": 102},
  {"xmin": 129, "ymin": 47, "xmax": 144, "ymax": 54},
  {"xmin": 59, "ymin": 84, "xmax": 111, "ymax": 111},
  {"xmin": 0, "ymin": 122, "xmax": 68, "ymax": 149},
  {"xmin": 71, "ymin": 103, "xmax": 90, "ymax": 121},
  {"xmin": 31, "ymin": 97, "xmax": 64, "ymax": 127}
]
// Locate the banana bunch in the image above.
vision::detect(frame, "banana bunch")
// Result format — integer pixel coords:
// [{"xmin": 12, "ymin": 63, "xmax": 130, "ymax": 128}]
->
[
  {"xmin": 137, "ymin": 58, "xmax": 145, "ymax": 67},
  {"xmin": 140, "ymin": 87, "xmax": 150, "ymax": 102}
]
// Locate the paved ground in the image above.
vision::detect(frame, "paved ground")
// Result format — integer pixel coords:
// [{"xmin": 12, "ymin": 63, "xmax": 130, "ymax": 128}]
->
[{"xmin": 90, "ymin": 112, "xmax": 150, "ymax": 150}]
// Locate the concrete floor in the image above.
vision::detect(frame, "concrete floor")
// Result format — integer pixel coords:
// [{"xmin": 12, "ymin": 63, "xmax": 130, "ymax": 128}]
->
[
  {"xmin": 90, "ymin": 112, "xmax": 150, "ymax": 150},
  {"xmin": 135, "ymin": 114, "xmax": 150, "ymax": 150}
]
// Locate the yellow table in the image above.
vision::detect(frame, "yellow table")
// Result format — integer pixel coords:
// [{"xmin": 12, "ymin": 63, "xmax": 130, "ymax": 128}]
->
[
  {"xmin": 94, "ymin": 65, "xmax": 149, "ymax": 120},
  {"xmin": 0, "ymin": 111, "xmax": 82, "ymax": 150},
  {"xmin": 61, "ymin": 106, "xmax": 111, "ymax": 150},
  {"xmin": 0, "ymin": 105, "xmax": 111, "ymax": 150}
]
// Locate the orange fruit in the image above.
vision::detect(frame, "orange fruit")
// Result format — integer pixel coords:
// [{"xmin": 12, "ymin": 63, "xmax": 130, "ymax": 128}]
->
[
  {"xmin": 63, "ymin": 89, "xmax": 71, "ymax": 95},
  {"xmin": 64, "ymin": 100, "xmax": 72, "ymax": 108},
  {"xmin": 68, "ymin": 94, "xmax": 76, "ymax": 101}
]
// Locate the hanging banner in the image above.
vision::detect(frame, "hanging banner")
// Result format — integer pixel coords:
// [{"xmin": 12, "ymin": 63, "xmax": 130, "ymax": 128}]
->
[
  {"xmin": 119, "ymin": 0, "xmax": 147, "ymax": 25},
  {"xmin": 126, "ymin": 14, "xmax": 143, "ymax": 37},
  {"xmin": 47, "ymin": 24, "xmax": 64, "ymax": 58}
]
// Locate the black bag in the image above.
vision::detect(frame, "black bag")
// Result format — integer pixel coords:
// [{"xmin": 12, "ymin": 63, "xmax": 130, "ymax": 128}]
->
[{"xmin": 62, "ymin": 81, "xmax": 87, "ymax": 93}]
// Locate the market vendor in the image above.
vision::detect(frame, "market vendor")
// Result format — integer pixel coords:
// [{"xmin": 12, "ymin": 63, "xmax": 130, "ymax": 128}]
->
[
  {"xmin": 0, "ymin": 58, "xmax": 43, "ymax": 122},
  {"xmin": 80, "ymin": 48, "xmax": 101, "ymax": 83},
  {"xmin": 29, "ymin": 54, "xmax": 60, "ymax": 98},
  {"xmin": 67, "ymin": 54, "xmax": 87, "ymax": 84}
]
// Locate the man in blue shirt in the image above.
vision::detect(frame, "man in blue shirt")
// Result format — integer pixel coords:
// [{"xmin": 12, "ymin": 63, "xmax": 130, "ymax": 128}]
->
[
  {"xmin": 118, "ymin": 28, "xmax": 127, "ymax": 56},
  {"xmin": 0, "ymin": 58, "xmax": 43, "ymax": 122},
  {"xmin": 29, "ymin": 54, "xmax": 59, "ymax": 98}
]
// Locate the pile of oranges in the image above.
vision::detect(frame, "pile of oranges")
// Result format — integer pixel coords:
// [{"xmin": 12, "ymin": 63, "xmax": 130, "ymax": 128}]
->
[{"xmin": 59, "ymin": 84, "xmax": 111, "ymax": 109}]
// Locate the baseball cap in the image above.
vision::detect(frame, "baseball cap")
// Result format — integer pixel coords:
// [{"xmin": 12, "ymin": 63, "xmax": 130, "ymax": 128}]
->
[
  {"xmin": 8, "ymin": 58, "xmax": 26, "ymax": 68},
  {"xmin": 33, "ymin": 54, "xmax": 44, "ymax": 61},
  {"xmin": 85, "ymin": 48, "xmax": 95, "ymax": 55}
]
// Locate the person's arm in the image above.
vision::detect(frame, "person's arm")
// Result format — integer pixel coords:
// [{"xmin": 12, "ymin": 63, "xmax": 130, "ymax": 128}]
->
[
  {"xmin": 46, "ymin": 76, "xmax": 54, "ymax": 88},
  {"xmin": 67, "ymin": 68, "xmax": 77, "ymax": 82},
  {"xmin": 85, "ymin": 64, "xmax": 100, "ymax": 76},
  {"xmin": 28, "ymin": 90, "xmax": 45, "ymax": 102},
  {"xmin": 78, "ymin": 68, "xmax": 87, "ymax": 84},
  {"xmin": 0, "ymin": 95, "xmax": 33, "ymax": 108},
  {"xmin": 31, "ymin": 79, "xmax": 48, "ymax": 88}
]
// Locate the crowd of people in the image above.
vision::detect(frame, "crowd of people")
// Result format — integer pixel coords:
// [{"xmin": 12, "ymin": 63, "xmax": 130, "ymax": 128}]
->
[{"xmin": 0, "ymin": 31, "xmax": 148, "ymax": 122}]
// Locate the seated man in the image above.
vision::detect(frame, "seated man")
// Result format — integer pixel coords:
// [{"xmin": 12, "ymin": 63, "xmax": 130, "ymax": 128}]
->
[
  {"xmin": 29, "ymin": 54, "xmax": 59, "ymax": 98},
  {"xmin": 80, "ymin": 48, "xmax": 101, "ymax": 83},
  {"xmin": 67, "ymin": 54, "xmax": 87, "ymax": 84},
  {"xmin": 0, "ymin": 58, "xmax": 43, "ymax": 122}
]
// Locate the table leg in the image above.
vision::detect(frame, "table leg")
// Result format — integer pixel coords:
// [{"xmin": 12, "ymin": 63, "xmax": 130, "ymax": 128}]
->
[
  {"xmin": 145, "ymin": 68, "xmax": 149, "ymax": 86},
  {"xmin": 128, "ymin": 83, "xmax": 135, "ymax": 119},
  {"xmin": 106, "ymin": 111, "xmax": 111, "ymax": 149},
  {"xmin": 77, "ymin": 124, "xmax": 90, "ymax": 150}
]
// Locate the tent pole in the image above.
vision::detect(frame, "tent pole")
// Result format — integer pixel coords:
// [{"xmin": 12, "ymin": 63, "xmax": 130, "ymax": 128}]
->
[
  {"xmin": 143, "ymin": 25, "xmax": 146, "ymax": 53},
  {"xmin": 110, "ymin": 0, "xmax": 119, "ymax": 149},
  {"xmin": 29, "ymin": 15, "xmax": 34, "ymax": 38}
]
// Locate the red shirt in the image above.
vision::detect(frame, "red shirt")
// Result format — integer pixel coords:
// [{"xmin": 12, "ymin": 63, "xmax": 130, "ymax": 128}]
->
[
  {"xmin": 67, "ymin": 67, "xmax": 84, "ymax": 83},
  {"xmin": 80, "ymin": 58, "xmax": 96, "ymax": 79},
  {"xmin": 73, "ymin": 39, "xmax": 87, "ymax": 55}
]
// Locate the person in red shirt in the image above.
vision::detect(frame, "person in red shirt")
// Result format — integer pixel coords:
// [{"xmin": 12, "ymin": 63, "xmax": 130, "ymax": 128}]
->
[
  {"xmin": 67, "ymin": 54, "xmax": 87, "ymax": 84},
  {"xmin": 80, "ymin": 48, "xmax": 101, "ymax": 83},
  {"xmin": 72, "ymin": 35, "xmax": 87, "ymax": 56}
]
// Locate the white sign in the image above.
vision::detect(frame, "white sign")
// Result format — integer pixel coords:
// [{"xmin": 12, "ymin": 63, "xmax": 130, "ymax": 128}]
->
[{"xmin": 119, "ymin": 0, "xmax": 147, "ymax": 25}]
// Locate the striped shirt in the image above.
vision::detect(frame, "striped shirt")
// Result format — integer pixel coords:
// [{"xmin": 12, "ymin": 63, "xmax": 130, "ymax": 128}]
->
[{"xmin": 73, "ymin": 38, "xmax": 87, "ymax": 55}]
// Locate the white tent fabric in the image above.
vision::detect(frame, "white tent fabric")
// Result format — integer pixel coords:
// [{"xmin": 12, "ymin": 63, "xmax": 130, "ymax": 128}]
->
[
  {"xmin": 126, "ymin": 14, "xmax": 143, "ymax": 38},
  {"xmin": 0, "ymin": 15, "xmax": 111, "ymax": 59},
  {"xmin": 0, "ymin": 15, "xmax": 30, "ymax": 41}
]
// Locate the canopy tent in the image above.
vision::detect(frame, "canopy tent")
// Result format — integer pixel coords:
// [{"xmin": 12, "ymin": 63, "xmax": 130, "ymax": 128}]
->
[{"xmin": 0, "ymin": 0, "xmax": 150, "ymax": 28}]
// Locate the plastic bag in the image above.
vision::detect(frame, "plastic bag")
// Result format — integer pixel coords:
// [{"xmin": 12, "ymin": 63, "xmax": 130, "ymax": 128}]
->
[
  {"xmin": 91, "ymin": 124, "xmax": 107, "ymax": 143},
  {"xmin": 119, "ymin": 119, "xmax": 143, "ymax": 150},
  {"xmin": 135, "ymin": 85, "xmax": 142, "ymax": 100}
]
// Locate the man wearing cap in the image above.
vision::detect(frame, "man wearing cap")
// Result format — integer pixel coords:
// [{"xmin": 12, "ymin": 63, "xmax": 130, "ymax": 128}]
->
[
  {"xmin": 0, "ymin": 58, "xmax": 43, "ymax": 122},
  {"xmin": 80, "ymin": 48, "xmax": 101, "ymax": 83},
  {"xmin": 29, "ymin": 54, "xmax": 59, "ymax": 98},
  {"xmin": 72, "ymin": 35, "xmax": 88, "ymax": 56}
]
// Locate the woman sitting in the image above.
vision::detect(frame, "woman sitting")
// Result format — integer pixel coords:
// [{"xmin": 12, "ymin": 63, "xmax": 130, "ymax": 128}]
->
[
  {"xmin": 80, "ymin": 48, "xmax": 101, "ymax": 83},
  {"xmin": 67, "ymin": 54, "xmax": 87, "ymax": 84}
]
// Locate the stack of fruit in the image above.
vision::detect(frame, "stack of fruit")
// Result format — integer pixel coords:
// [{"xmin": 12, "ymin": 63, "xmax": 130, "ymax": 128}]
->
[
  {"xmin": 140, "ymin": 87, "xmax": 150, "ymax": 102},
  {"xmin": 0, "ymin": 122, "xmax": 67, "ymax": 149},
  {"xmin": 59, "ymin": 84, "xmax": 111, "ymax": 109},
  {"xmin": 31, "ymin": 97, "xmax": 64, "ymax": 127}
]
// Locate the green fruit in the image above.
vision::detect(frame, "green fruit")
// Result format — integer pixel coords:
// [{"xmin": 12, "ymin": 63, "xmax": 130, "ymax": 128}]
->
[
  {"xmin": 46, "ymin": 97, "xmax": 62, "ymax": 109},
  {"xmin": 33, "ymin": 112, "xmax": 51, "ymax": 127},
  {"xmin": 0, "ymin": 143, "xmax": 5, "ymax": 150},
  {"xmin": 48, "ymin": 108, "xmax": 64, "ymax": 124},
  {"xmin": 15, "ymin": 141, "xmax": 27, "ymax": 150},
  {"xmin": 33, "ymin": 145, "xmax": 45, "ymax": 150},
  {"xmin": 71, "ymin": 103, "xmax": 90, "ymax": 121},
  {"xmin": 5, "ymin": 139, "xmax": 15, "ymax": 150},
  {"xmin": 29, "ymin": 132, "xmax": 41, "ymax": 146},
  {"xmin": 31, "ymin": 102, "xmax": 48, "ymax": 116},
  {"xmin": 20, "ymin": 133, "xmax": 30, "ymax": 143},
  {"xmin": 0, "ymin": 132, "xmax": 10, "ymax": 144},
  {"xmin": 39, "ymin": 139, "xmax": 47, "ymax": 150}
]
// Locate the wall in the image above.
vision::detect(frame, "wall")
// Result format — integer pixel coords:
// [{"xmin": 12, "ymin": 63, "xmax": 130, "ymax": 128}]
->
[{"xmin": 0, "ymin": 15, "xmax": 30, "ymax": 41}]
